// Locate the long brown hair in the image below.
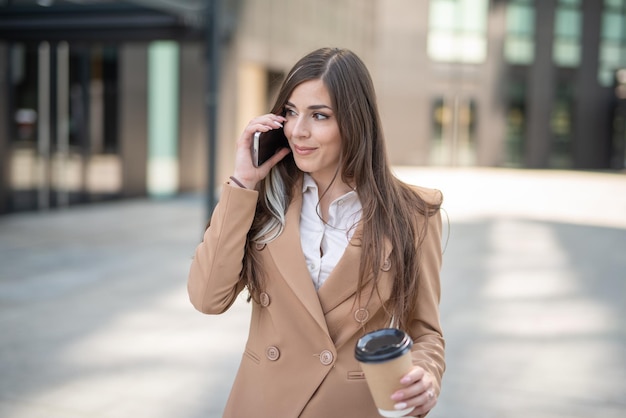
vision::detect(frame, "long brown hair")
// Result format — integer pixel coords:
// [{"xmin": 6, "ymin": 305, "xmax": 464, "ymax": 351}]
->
[{"xmin": 241, "ymin": 48, "xmax": 441, "ymax": 330}]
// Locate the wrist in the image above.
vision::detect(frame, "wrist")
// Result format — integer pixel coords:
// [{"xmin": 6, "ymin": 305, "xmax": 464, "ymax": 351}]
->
[{"xmin": 229, "ymin": 175, "xmax": 256, "ymax": 190}]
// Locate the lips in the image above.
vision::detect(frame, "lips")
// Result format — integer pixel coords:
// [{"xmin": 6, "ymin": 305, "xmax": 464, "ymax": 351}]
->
[{"xmin": 293, "ymin": 145, "xmax": 317, "ymax": 156}]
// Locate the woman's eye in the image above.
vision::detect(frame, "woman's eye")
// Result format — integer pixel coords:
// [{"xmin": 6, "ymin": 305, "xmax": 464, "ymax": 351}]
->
[
  {"xmin": 285, "ymin": 109, "xmax": 297, "ymax": 117},
  {"xmin": 313, "ymin": 113, "xmax": 328, "ymax": 120}
]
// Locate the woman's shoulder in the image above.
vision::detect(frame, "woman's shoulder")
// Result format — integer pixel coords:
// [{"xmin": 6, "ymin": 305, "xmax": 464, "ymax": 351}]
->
[{"xmin": 406, "ymin": 183, "xmax": 444, "ymax": 207}]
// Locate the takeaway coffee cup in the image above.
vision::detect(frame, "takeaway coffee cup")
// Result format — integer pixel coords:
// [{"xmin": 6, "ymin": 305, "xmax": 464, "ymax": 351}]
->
[{"xmin": 355, "ymin": 328, "xmax": 414, "ymax": 417}]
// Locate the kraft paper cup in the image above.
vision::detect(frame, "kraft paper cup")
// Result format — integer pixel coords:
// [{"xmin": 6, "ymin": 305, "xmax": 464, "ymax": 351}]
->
[{"xmin": 355, "ymin": 328, "xmax": 414, "ymax": 417}]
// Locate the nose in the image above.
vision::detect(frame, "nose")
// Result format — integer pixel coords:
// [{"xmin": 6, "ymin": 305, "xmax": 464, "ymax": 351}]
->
[{"xmin": 290, "ymin": 115, "xmax": 310, "ymax": 139}]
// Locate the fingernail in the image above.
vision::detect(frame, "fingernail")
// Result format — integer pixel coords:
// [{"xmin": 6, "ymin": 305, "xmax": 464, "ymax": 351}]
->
[
  {"xmin": 394, "ymin": 402, "xmax": 407, "ymax": 410},
  {"xmin": 274, "ymin": 121, "xmax": 283, "ymax": 127},
  {"xmin": 400, "ymin": 376, "xmax": 411, "ymax": 384},
  {"xmin": 390, "ymin": 392, "xmax": 402, "ymax": 401}
]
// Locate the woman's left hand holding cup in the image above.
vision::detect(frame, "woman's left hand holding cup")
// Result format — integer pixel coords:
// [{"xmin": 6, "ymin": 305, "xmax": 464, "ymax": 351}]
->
[{"xmin": 390, "ymin": 366, "xmax": 437, "ymax": 417}]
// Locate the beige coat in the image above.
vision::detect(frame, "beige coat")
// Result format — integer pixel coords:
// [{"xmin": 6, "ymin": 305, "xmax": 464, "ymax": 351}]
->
[{"xmin": 188, "ymin": 181, "xmax": 445, "ymax": 418}]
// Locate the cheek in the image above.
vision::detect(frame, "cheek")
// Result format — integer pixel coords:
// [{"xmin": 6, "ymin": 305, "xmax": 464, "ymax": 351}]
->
[
  {"xmin": 328, "ymin": 135, "xmax": 343, "ymax": 157},
  {"xmin": 283, "ymin": 125, "xmax": 292, "ymax": 139},
  {"xmin": 283, "ymin": 122, "xmax": 294, "ymax": 141}
]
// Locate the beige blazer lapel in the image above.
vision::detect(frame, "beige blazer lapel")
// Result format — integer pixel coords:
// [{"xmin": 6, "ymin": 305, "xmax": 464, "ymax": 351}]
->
[
  {"xmin": 318, "ymin": 232, "xmax": 394, "ymax": 348},
  {"xmin": 267, "ymin": 191, "xmax": 330, "ymax": 336},
  {"xmin": 318, "ymin": 230, "xmax": 392, "ymax": 312},
  {"xmin": 316, "ymin": 229, "xmax": 363, "ymax": 314}
]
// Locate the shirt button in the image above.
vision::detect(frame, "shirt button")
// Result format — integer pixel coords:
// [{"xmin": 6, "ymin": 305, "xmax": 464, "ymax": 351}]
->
[
  {"xmin": 319, "ymin": 350, "xmax": 334, "ymax": 366},
  {"xmin": 259, "ymin": 292, "xmax": 271, "ymax": 307},
  {"xmin": 381, "ymin": 258, "xmax": 392, "ymax": 271},
  {"xmin": 266, "ymin": 346, "xmax": 280, "ymax": 361}
]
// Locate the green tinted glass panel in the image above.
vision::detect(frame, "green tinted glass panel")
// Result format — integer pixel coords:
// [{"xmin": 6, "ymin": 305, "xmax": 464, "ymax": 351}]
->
[
  {"xmin": 598, "ymin": 67, "xmax": 614, "ymax": 86},
  {"xmin": 148, "ymin": 41, "xmax": 179, "ymax": 159},
  {"xmin": 555, "ymin": 9, "xmax": 581, "ymax": 38},
  {"xmin": 604, "ymin": 0, "xmax": 624, "ymax": 9},
  {"xmin": 554, "ymin": 41, "xmax": 581, "ymax": 66},
  {"xmin": 430, "ymin": 0, "xmax": 457, "ymax": 30},
  {"xmin": 505, "ymin": 37, "xmax": 535, "ymax": 64},
  {"xmin": 427, "ymin": 0, "xmax": 488, "ymax": 63},
  {"xmin": 507, "ymin": 4, "xmax": 535, "ymax": 35},
  {"xmin": 600, "ymin": 43, "xmax": 623, "ymax": 66},
  {"xmin": 459, "ymin": 0, "xmax": 488, "ymax": 32},
  {"xmin": 559, "ymin": 0, "xmax": 581, "ymax": 5},
  {"xmin": 602, "ymin": 12, "xmax": 625, "ymax": 40}
]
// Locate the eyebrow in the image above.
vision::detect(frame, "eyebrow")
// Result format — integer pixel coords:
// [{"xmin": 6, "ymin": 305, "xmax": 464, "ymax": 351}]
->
[{"xmin": 285, "ymin": 101, "xmax": 333, "ymax": 111}]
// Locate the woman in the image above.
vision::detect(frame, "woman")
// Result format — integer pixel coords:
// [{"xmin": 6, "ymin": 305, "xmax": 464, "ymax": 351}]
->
[{"xmin": 188, "ymin": 47, "xmax": 444, "ymax": 417}]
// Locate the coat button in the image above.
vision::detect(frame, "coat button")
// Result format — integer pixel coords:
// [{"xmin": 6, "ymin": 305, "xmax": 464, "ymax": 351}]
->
[
  {"xmin": 255, "ymin": 242, "xmax": 266, "ymax": 251},
  {"xmin": 381, "ymin": 258, "xmax": 391, "ymax": 271},
  {"xmin": 259, "ymin": 292, "xmax": 271, "ymax": 307},
  {"xmin": 354, "ymin": 308, "xmax": 369, "ymax": 323},
  {"xmin": 266, "ymin": 346, "xmax": 280, "ymax": 361},
  {"xmin": 319, "ymin": 350, "xmax": 334, "ymax": 366}
]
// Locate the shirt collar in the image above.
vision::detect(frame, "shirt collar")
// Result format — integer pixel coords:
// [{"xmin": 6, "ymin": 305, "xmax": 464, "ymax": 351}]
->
[
  {"xmin": 301, "ymin": 173, "xmax": 360, "ymax": 208},
  {"xmin": 302, "ymin": 173, "xmax": 318, "ymax": 193}
]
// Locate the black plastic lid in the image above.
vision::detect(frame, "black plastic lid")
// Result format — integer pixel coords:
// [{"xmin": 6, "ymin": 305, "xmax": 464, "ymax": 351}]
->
[{"xmin": 354, "ymin": 328, "xmax": 413, "ymax": 363}]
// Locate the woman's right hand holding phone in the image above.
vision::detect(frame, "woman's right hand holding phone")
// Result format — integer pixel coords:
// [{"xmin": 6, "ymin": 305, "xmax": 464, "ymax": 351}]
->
[{"xmin": 231, "ymin": 114, "xmax": 289, "ymax": 190}]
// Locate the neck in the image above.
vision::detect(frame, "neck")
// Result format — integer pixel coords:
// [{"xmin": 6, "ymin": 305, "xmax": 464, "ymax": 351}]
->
[
  {"xmin": 308, "ymin": 173, "xmax": 355, "ymax": 222},
  {"xmin": 310, "ymin": 173, "xmax": 353, "ymax": 199}
]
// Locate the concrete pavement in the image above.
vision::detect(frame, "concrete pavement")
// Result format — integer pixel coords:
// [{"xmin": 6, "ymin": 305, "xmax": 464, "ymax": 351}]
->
[{"xmin": 1, "ymin": 168, "xmax": 625, "ymax": 418}]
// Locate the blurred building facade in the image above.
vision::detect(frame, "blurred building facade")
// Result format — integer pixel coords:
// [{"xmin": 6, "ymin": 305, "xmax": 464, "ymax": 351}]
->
[{"xmin": 1, "ymin": 0, "xmax": 625, "ymax": 215}]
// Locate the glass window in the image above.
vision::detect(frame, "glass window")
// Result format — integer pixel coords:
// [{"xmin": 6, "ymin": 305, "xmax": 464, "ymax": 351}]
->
[
  {"xmin": 505, "ymin": 1, "xmax": 535, "ymax": 64},
  {"xmin": 600, "ymin": 43, "xmax": 623, "ymax": 67},
  {"xmin": 430, "ymin": 96, "xmax": 477, "ymax": 166},
  {"xmin": 555, "ymin": 8, "xmax": 581, "ymax": 38},
  {"xmin": 550, "ymin": 82, "xmax": 574, "ymax": 168},
  {"xmin": 599, "ymin": 0, "xmax": 626, "ymax": 86},
  {"xmin": 553, "ymin": 0, "xmax": 582, "ymax": 67},
  {"xmin": 507, "ymin": 3, "xmax": 535, "ymax": 34},
  {"xmin": 427, "ymin": 0, "xmax": 489, "ymax": 63},
  {"xmin": 504, "ymin": 79, "xmax": 527, "ymax": 167},
  {"xmin": 601, "ymin": 11, "xmax": 625, "ymax": 40},
  {"xmin": 7, "ymin": 41, "xmax": 123, "ymax": 212},
  {"xmin": 430, "ymin": 0, "xmax": 457, "ymax": 31}
]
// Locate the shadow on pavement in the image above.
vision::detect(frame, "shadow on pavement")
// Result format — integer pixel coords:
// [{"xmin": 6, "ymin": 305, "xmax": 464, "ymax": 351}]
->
[
  {"xmin": 1, "ymin": 168, "xmax": 625, "ymax": 418},
  {"xmin": 433, "ymin": 218, "xmax": 626, "ymax": 418}
]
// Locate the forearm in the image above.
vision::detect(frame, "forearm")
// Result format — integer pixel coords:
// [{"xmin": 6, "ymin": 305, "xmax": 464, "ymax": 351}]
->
[
  {"xmin": 187, "ymin": 183, "xmax": 259, "ymax": 314},
  {"xmin": 410, "ymin": 210, "xmax": 445, "ymax": 392}
]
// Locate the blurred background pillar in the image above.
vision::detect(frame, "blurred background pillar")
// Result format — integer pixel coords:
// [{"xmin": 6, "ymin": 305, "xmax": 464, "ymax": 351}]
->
[
  {"xmin": 37, "ymin": 41, "xmax": 51, "ymax": 210},
  {"xmin": 205, "ymin": 0, "xmax": 221, "ymax": 215},
  {"xmin": 55, "ymin": 41, "xmax": 69, "ymax": 208},
  {"xmin": 147, "ymin": 41, "xmax": 180, "ymax": 198},
  {"xmin": 120, "ymin": 44, "xmax": 148, "ymax": 198},
  {"xmin": 236, "ymin": 62, "xmax": 267, "ymax": 138},
  {"xmin": 477, "ymin": 0, "xmax": 507, "ymax": 166},
  {"xmin": 0, "ymin": 42, "xmax": 8, "ymax": 214},
  {"xmin": 178, "ymin": 43, "xmax": 207, "ymax": 194},
  {"xmin": 573, "ymin": 0, "xmax": 611, "ymax": 169},
  {"xmin": 525, "ymin": 0, "xmax": 557, "ymax": 168},
  {"xmin": 614, "ymin": 69, "xmax": 626, "ymax": 169}
]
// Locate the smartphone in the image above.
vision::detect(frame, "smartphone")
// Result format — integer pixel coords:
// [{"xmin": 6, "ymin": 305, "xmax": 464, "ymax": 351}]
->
[{"xmin": 251, "ymin": 128, "xmax": 289, "ymax": 167}]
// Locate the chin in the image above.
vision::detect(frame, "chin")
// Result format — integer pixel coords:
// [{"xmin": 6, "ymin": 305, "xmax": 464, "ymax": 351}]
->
[{"xmin": 294, "ymin": 159, "xmax": 315, "ymax": 173}]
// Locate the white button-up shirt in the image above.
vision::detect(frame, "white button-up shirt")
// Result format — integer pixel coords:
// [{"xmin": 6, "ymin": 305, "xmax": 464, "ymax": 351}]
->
[{"xmin": 300, "ymin": 174, "xmax": 362, "ymax": 290}]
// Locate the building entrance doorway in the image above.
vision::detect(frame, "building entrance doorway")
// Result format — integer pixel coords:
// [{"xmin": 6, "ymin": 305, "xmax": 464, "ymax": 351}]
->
[
  {"xmin": 7, "ymin": 41, "xmax": 122, "ymax": 212},
  {"xmin": 430, "ymin": 95, "xmax": 477, "ymax": 166}
]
